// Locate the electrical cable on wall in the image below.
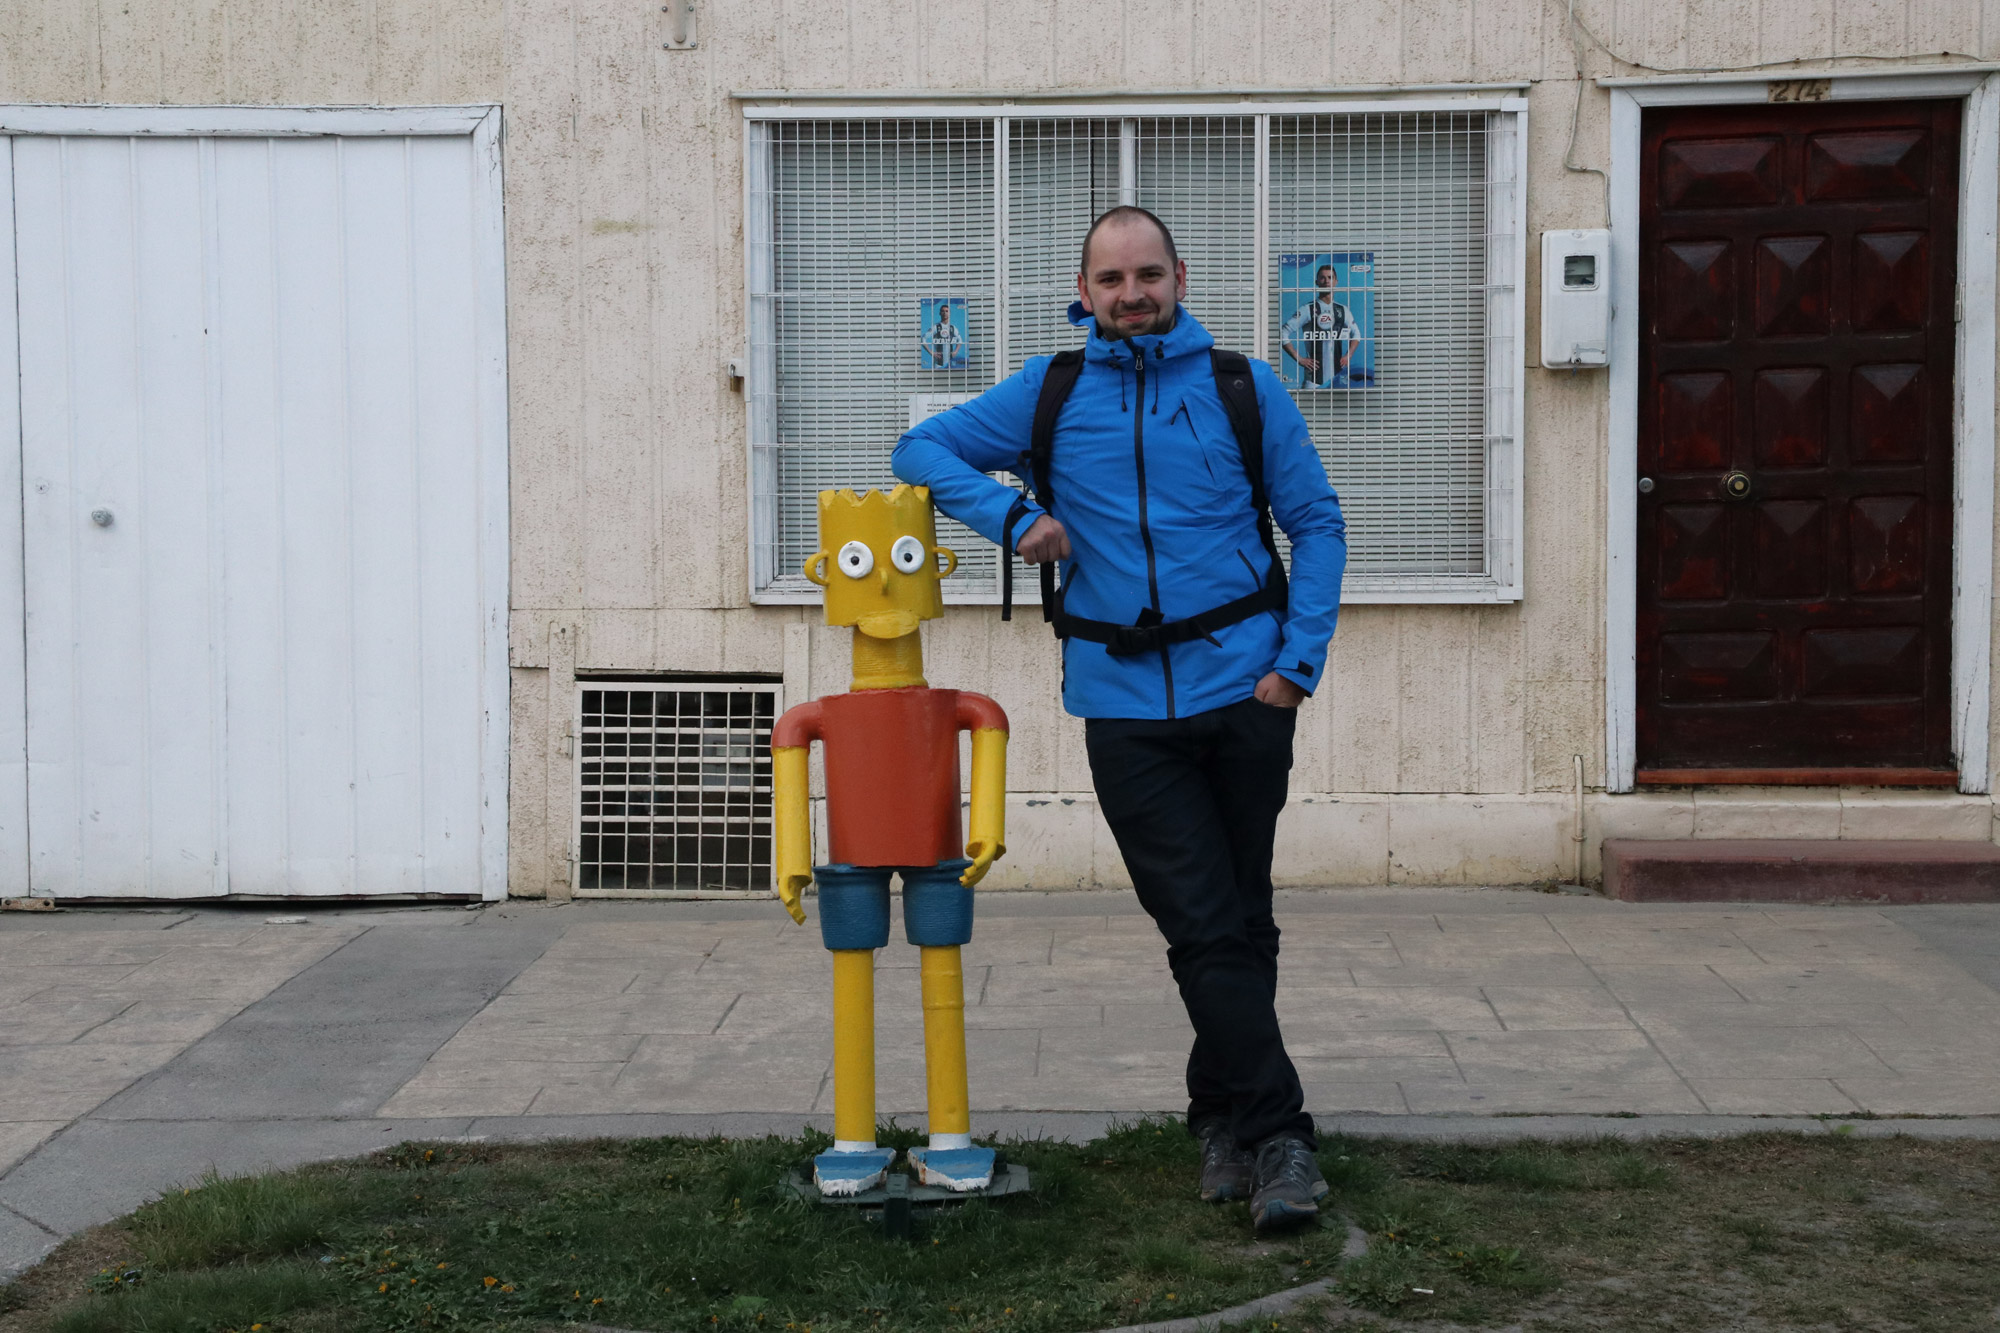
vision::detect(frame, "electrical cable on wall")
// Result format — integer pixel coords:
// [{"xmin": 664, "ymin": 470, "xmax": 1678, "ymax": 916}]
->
[
  {"xmin": 1564, "ymin": 0, "xmax": 1611, "ymax": 225},
  {"xmin": 1557, "ymin": 0, "xmax": 1984, "ymax": 226}
]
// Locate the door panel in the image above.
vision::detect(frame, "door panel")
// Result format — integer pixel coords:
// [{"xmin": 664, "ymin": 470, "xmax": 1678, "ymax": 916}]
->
[
  {"xmin": 0, "ymin": 149, "xmax": 23, "ymax": 891},
  {"xmin": 15, "ymin": 133, "xmax": 496, "ymax": 897},
  {"xmin": 17, "ymin": 137, "xmax": 225, "ymax": 897},
  {"xmin": 1636, "ymin": 100, "xmax": 1960, "ymax": 777}
]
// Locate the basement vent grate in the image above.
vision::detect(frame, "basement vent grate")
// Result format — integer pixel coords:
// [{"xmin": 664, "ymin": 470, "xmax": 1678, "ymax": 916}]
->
[{"xmin": 575, "ymin": 683, "xmax": 779, "ymax": 894}]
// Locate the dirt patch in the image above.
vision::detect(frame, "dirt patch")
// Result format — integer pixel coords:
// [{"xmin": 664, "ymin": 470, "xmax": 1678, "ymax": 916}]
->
[{"xmin": 0, "ymin": 1225, "xmax": 138, "ymax": 1333}]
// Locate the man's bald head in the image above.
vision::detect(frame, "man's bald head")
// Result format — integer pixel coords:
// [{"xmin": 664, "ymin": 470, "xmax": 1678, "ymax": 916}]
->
[
  {"xmin": 1075, "ymin": 206, "xmax": 1185, "ymax": 340},
  {"xmin": 1080, "ymin": 206, "xmax": 1179, "ymax": 276}
]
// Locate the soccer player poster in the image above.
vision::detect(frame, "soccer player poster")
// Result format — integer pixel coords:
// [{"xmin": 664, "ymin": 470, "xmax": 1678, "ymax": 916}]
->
[
  {"xmin": 1278, "ymin": 252, "xmax": 1375, "ymax": 390},
  {"xmin": 919, "ymin": 296, "xmax": 969, "ymax": 371}
]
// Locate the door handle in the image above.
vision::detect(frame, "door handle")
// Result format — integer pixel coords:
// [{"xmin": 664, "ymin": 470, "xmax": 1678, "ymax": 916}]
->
[
  {"xmin": 1637, "ymin": 477, "xmax": 1654, "ymax": 494},
  {"xmin": 1721, "ymin": 471, "xmax": 1752, "ymax": 500}
]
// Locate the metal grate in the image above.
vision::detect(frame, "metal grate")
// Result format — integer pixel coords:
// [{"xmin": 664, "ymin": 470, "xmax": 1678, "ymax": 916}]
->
[
  {"xmin": 750, "ymin": 119, "xmax": 998, "ymax": 599},
  {"xmin": 1269, "ymin": 112, "xmax": 1493, "ymax": 581},
  {"xmin": 747, "ymin": 106, "xmax": 1524, "ymax": 604},
  {"xmin": 1004, "ymin": 117, "xmax": 1118, "ymax": 372},
  {"xmin": 575, "ymin": 683, "xmax": 779, "ymax": 894},
  {"xmin": 1136, "ymin": 116, "xmax": 1259, "ymax": 354}
]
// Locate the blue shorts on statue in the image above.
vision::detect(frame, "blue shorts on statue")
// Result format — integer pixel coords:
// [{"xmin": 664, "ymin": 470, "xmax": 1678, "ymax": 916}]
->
[{"xmin": 812, "ymin": 859, "xmax": 974, "ymax": 948}]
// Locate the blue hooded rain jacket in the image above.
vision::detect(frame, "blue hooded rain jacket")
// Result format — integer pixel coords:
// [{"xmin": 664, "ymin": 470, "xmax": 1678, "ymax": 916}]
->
[{"xmin": 892, "ymin": 303, "xmax": 1347, "ymax": 721}]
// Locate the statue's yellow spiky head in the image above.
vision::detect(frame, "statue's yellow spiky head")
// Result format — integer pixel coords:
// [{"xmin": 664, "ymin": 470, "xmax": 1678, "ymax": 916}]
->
[{"xmin": 804, "ymin": 484, "xmax": 959, "ymax": 637}]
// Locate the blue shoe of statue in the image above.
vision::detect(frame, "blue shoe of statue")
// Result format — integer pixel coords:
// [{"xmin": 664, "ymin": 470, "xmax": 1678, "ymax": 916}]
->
[
  {"xmin": 813, "ymin": 1146, "xmax": 897, "ymax": 1197},
  {"xmin": 907, "ymin": 1145, "xmax": 996, "ymax": 1192}
]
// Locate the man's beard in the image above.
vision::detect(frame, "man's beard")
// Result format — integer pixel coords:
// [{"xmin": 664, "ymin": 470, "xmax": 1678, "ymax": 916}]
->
[{"xmin": 1095, "ymin": 299, "xmax": 1177, "ymax": 340}]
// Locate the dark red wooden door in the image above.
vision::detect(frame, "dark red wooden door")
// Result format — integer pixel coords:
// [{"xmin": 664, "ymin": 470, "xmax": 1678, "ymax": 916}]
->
[{"xmin": 1636, "ymin": 99, "xmax": 1960, "ymax": 782}]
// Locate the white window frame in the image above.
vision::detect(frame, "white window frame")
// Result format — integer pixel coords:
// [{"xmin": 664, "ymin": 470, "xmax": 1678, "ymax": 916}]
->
[
  {"xmin": 741, "ymin": 94, "xmax": 1529, "ymax": 607},
  {"xmin": 1602, "ymin": 66, "xmax": 2000, "ymax": 795},
  {"xmin": 0, "ymin": 103, "xmax": 512, "ymax": 896}
]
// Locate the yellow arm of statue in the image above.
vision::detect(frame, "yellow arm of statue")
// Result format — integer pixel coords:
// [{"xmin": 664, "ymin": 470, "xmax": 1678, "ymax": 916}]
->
[
  {"xmin": 772, "ymin": 745, "xmax": 812, "ymax": 924},
  {"xmin": 961, "ymin": 727, "xmax": 1008, "ymax": 887}
]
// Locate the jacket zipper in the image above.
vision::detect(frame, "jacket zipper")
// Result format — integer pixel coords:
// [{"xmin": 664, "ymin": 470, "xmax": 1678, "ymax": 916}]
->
[{"xmin": 1129, "ymin": 345, "xmax": 1175, "ymax": 717}]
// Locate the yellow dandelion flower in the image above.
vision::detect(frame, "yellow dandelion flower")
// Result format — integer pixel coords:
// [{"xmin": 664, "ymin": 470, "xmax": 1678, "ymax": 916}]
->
[
  {"xmin": 484, "ymin": 1276, "xmax": 498, "ymax": 1287},
  {"xmin": 502, "ymin": 1285, "xmax": 514, "ymax": 1293},
  {"xmin": 378, "ymin": 1283, "xmax": 388, "ymax": 1293},
  {"xmin": 437, "ymin": 1263, "xmax": 448, "ymax": 1269}
]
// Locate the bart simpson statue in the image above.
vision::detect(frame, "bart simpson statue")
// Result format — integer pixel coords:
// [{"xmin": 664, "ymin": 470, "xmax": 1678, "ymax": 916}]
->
[{"xmin": 772, "ymin": 484, "xmax": 1009, "ymax": 1196}]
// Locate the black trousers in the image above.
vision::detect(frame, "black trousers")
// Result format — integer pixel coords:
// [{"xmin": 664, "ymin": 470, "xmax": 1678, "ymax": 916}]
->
[{"xmin": 1085, "ymin": 697, "xmax": 1315, "ymax": 1151}]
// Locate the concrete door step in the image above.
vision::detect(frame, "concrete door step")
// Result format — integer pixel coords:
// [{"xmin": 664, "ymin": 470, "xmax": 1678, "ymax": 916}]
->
[{"xmin": 1602, "ymin": 838, "xmax": 2000, "ymax": 903}]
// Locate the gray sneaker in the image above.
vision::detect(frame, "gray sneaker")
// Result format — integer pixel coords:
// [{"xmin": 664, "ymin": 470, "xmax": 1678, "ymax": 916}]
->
[
  {"xmin": 1249, "ymin": 1135, "xmax": 1329, "ymax": 1232},
  {"xmin": 1197, "ymin": 1124, "xmax": 1254, "ymax": 1203}
]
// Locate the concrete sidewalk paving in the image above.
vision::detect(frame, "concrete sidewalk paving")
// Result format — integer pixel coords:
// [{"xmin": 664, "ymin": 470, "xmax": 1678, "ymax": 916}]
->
[{"xmin": 5, "ymin": 887, "xmax": 2000, "ymax": 1278}]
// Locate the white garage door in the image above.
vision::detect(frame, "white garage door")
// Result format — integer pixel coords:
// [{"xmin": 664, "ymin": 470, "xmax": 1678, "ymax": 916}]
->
[{"xmin": 0, "ymin": 111, "xmax": 508, "ymax": 899}]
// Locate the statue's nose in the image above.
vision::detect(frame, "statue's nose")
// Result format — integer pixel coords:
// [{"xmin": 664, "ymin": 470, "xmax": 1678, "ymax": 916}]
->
[{"xmin": 879, "ymin": 567, "xmax": 892, "ymax": 593}]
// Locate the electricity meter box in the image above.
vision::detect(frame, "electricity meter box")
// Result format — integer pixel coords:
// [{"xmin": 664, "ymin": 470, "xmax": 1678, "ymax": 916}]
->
[{"xmin": 1540, "ymin": 229, "xmax": 1611, "ymax": 369}]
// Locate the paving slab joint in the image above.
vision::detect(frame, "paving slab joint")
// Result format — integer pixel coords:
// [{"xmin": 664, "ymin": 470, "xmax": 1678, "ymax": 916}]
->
[{"xmin": 0, "ymin": 1200, "xmax": 60, "ymax": 1238}]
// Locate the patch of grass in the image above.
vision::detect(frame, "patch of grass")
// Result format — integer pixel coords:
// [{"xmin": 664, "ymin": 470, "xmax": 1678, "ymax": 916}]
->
[
  {"xmin": 17, "ymin": 1118, "xmax": 1351, "ymax": 1333},
  {"xmin": 1315, "ymin": 1139, "xmax": 1391, "ymax": 1196},
  {"xmin": 1719, "ymin": 1213, "xmax": 1784, "ymax": 1255},
  {"xmin": 1481, "ymin": 1147, "xmax": 1584, "ymax": 1191},
  {"xmin": 43, "ymin": 1265, "xmax": 332, "ymax": 1333},
  {"xmin": 1600, "ymin": 1148, "xmax": 1671, "ymax": 1190},
  {"xmin": 126, "ymin": 1170, "xmax": 383, "ymax": 1269},
  {"xmin": 1296, "ymin": 1134, "xmax": 2000, "ymax": 1332},
  {"xmin": 10, "ymin": 1129, "xmax": 2000, "ymax": 1333}
]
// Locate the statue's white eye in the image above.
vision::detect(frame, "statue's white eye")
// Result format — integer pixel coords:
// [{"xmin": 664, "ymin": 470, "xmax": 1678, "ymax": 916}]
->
[
  {"xmin": 836, "ymin": 540, "xmax": 874, "ymax": 579},
  {"xmin": 889, "ymin": 535, "xmax": 927, "ymax": 574}
]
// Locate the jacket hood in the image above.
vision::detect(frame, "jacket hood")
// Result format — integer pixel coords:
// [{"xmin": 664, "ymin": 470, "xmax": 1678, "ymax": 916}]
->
[{"xmin": 1066, "ymin": 301, "xmax": 1215, "ymax": 366}]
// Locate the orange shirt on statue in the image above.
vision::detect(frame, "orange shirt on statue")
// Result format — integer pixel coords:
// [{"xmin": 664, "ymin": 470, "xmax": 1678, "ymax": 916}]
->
[{"xmin": 773, "ymin": 688, "xmax": 1008, "ymax": 868}]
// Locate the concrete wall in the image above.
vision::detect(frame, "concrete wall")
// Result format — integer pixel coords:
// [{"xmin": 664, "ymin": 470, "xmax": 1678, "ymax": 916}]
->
[{"xmin": 4, "ymin": 0, "xmax": 1996, "ymax": 894}]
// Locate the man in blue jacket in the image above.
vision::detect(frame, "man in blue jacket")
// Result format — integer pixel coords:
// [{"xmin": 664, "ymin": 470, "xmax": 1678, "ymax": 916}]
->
[{"xmin": 893, "ymin": 206, "xmax": 1347, "ymax": 1233}]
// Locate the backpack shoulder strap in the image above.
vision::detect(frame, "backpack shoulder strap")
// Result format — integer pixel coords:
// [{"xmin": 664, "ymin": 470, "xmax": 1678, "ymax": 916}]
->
[
  {"xmin": 1015, "ymin": 347, "xmax": 1085, "ymax": 627},
  {"xmin": 1210, "ymin": 348, "xmax": 1287, "ymax": 606},
  {"xmin": 1208, "ymin": 349, "xmax": 1267, "ymax": 515},
  {"xmin": 1030, "ymin": 348, "xmax": 1086, "ymax": 509}
]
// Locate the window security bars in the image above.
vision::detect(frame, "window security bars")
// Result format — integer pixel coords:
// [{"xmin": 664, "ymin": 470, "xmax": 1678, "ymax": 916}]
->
[
  {"xmin": 747, "ymin": 104, "xmax": 1525, "ymax": 604},
  {"xmin": 575, "ymin": 683, "xmax": 778, "ymax": 896}
]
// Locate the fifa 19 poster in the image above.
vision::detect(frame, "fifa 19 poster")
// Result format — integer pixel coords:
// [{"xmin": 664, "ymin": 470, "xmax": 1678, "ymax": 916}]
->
[
  {"xmin": 918, "ymin": 296, "xmax": 969, "ymax": 371},
  {"xmin": 1278, "ymin": 253, "xmax": 1376, "ymax": 390}
]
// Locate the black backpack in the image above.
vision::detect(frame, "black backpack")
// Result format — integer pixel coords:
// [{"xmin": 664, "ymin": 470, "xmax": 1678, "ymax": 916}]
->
[{"xmin": 1001, "ymin": 347, "xmax": 1288, "ymax": 657}]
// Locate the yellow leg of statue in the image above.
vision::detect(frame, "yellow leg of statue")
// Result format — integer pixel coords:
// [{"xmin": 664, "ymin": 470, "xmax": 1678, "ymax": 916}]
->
[
  {"xmin": 831, "ymin": 948, "xmax": 877, "ymax": 1150},
  {"xmin": 920, "ymin": 945, "xmax": 971, "ymax": 1148},
  {"xmin": 813, "ymin": 946, "xmax": 894, "ymax": 1195},
  {"xmin": 831, "ymin": 948, "xmax": 877, "ymax": 1151}
]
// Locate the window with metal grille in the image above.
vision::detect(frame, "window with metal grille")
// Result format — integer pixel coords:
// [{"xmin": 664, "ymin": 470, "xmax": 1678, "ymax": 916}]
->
[
  {"xmin": 745, "ymin": 100, "xmax": 1526, "ymax": 604},
  {"xmin": 574, "ymin": 682, "xmax": 779, "ymax": 896}
]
